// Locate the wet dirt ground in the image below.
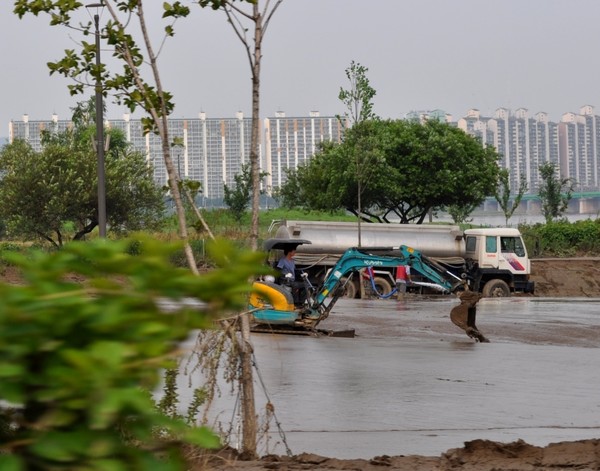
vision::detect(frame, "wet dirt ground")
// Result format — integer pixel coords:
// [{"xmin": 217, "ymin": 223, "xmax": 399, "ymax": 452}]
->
[{"xmin": 190, "ymin": 295, "xmax": 600, "ymax": 470}]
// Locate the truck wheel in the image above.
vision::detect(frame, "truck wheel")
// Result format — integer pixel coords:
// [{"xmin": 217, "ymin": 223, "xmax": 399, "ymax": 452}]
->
[
  {"xmin": 482, "ymin": 279, "xmax": 510, "ymax": 297},
  {"xmin": 334, "ymin": 277, "xmax": 358, "ymax": 299},
  {"xmin": 372, "ymin": 277, "xmax": 393, "ymax": 297}
]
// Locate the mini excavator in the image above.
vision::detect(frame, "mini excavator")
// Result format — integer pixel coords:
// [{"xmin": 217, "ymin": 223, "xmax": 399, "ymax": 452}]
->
[{"xmin": 248, "ymin": 239, "xmax": 488, "ymax": 341}]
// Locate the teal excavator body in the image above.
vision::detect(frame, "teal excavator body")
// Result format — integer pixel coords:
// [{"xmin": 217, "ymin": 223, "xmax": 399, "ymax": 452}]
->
[{"xmin": 248, "ymin": 244, "xmax": 469, "ymax": 333}]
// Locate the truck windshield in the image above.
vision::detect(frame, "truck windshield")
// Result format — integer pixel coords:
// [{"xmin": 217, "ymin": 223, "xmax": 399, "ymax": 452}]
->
[
  {"xmin": 465, "ymin": 236, "xmax": 477, "ymax": 252},
  {"xmin": 500, "ymin": 236, "xmax": 526, "ymax": 257}
]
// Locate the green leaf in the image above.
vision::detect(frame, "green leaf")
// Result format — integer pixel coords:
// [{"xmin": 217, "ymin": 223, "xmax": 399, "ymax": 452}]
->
[
  {"xmin": 37, "ymin": 409, "xmax": 78, "ymax": 428},
  {"xmin": 30, "ymin": 432, "xmax": 77, "ymax": 462},
  {"xmin": 87, "ymin": 436, "xmax": 119, "ymax": 459},
  {"xmin": 0, "ymin": 455, "xmax": 24, "ymax": 471},
  {"xmin": 0, "ymin": 230, "xmax": 263, "ymax": 467},
  {"xmin": 88, "ymin": 459, "xmax": 129, "ymax": 471},
  {"xmin": 0, "ymin": 363, "xmax": 24, "ymax": 378}
]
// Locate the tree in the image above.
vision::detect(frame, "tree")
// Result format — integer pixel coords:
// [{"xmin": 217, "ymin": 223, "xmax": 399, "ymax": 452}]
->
[
  {"xmin": 169, "ymin": 135, "xmax": 216, "ymax": 240},
  {"xmin": 203, "ymin": 0, "xmax": 284, "ymax": 251},
  {"xmin": 280, "ymin": 136, "xmax": 379, "ymax": 213},
  {"xmin": 171, "ymin": 136, "xmax": 186, "ymax": 179},
  {"xmin": 446, "ymin": 203, "xmax": 476, "ymax": 225},
  {"xmin": 382, "ymin": 120, "xmax": 501, "ymax": 223},
  {"xmin": 223, "ymin": 163, "xmax": 267, "ymax": 223},
  {"xmin": 202, "ymin": 3, "xmax": 283, "ymax": 456},
  {"xmin": 0, "ymin": 236, "xmax": 267, "ymax": 470},
  {"xmin": 12, "ymin": 2, "xmax": 258, "ymax": 460},
  {"xmin": 495, "ymin": 168, "xmax": 528, "ymax": 225},
  {"xmin": 0, "ymin": 126, "xmax": 165, "ymax": 247},
  {"xmin": 338, "ymin": 60, "xmax": 377, "ymax": 245},
  {"xmin": 338, "ymin": 61, "xmax": 377, "ymax": 125},
  {"xmin": 538, "ymin": 162, "xmax": 575, "ymax": 223},
  {"xmin": 12, "ymin": 0, "xmax": 243, "ymax": 272},
  {"xmin": 276, "ymin": 168, "xmax": 303, "ymax": 208},
  {"xmin": 281, "ymin": 119, "xmax": 501, "ymax": 224}
]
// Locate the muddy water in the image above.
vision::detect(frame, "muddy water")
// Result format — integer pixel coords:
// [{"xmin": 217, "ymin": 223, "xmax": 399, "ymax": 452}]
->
[{"xmin": 178, "ymin": 297, "xmax": 600, "ymax": 459}]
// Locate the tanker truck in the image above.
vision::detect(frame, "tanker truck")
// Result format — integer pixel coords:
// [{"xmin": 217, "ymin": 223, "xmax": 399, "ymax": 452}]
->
[{"xmin": 268, "ymin": 220, "xmax": 534, "ymax": 298}]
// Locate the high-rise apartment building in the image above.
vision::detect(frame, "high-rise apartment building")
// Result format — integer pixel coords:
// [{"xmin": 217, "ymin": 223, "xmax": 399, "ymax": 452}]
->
[
  {"xmin": 458, "ymin": 108, "xmax": 561, "ymax": 194},
  {"xmin": 263, "ymin": 111, "xmax": 346, "ymax": 191},
  {"xmin": 107, "ymin": 112, "xmax": 253, "ymax": 201},
  {"xmin": 558, "ymin": 106, "xmax": 600, "ymax": 192},
  {"xmin": 8, "ymin": 111, "xmax": 343, "ymax": 203},
  {"xmin": 9, "ymin": 114, "xmax": 73, "ymax": 150}
]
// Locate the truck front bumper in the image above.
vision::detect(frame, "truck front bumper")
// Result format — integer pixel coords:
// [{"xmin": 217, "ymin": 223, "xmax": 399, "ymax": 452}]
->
[{"xmin": 515, "ymin": 280, "xmax": 535, "ymax": 294}]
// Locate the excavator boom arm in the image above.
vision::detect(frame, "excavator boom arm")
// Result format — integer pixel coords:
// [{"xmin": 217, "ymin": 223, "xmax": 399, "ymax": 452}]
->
[{"xmin": 314, "ymin": 245, "xmax": 465, "ymax": 307}]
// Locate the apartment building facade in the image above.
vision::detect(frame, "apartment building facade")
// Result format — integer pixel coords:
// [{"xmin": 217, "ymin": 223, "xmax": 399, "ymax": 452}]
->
[
  {"xmin": 263, "ymin": 112, "xmax": 346, "ymax": 191},
  {"xmin": 9, "ymin": 114, "xmax": 73, "ymax": 150},
  {"xmin": 558, "ymin": 106, "xmax": 600, "ymax": 192},
  {"xmin": 107, "ymin": 112, "xmax": 254, "ymax": 202},
  {"xmin": 455, "ymin": 105, "xmax": 600, "ymax": 215},
  {"xmin": 9, "ymin": 111, "xmax": 343, "ymax": 204},
  {"xmin": 9, "ymin": 105, "xmax": 600, "ymax": 203}
]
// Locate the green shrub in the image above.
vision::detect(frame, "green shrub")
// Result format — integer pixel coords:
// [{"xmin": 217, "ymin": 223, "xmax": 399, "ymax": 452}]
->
[
  {"xmin": 0, "ymin": 236, "xmax": 267, "ymax": 470},
  {"xmin": 168, "ymin": 239, "xmax": 207, "ymax": 268},
  {"xmin": 519, "ymin": 219, "xmax": 600, "ymax": 257},
  {"xmin": 0, "ymin": 243, "xmax": 28, "ymax": 270}
]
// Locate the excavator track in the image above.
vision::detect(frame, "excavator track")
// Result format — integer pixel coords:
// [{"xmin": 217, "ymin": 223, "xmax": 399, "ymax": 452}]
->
[{"xmin": 250, "ymin": 324, "xmax": 355, "ymax": 338}]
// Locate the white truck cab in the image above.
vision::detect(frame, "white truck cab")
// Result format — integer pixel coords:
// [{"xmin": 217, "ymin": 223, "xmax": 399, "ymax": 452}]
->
[{"xmin": 464, "ymin": 228, "xmax": 533, "ymax": 296}]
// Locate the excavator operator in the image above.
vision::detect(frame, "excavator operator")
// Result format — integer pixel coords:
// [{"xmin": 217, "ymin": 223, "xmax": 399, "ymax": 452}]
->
[
  {"xmin": 276, "ymin": 247, "xmax": 307, "ymax": 306},
  {"xmin": 277, "ymin": 248, "xmax": 297, "ymax": 278}
]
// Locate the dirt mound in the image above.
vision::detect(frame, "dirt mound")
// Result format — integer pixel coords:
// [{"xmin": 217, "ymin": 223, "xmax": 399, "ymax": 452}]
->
[
  {"xmin": 440, "ymin": 438, "xmax": 600, "ymax": 470},
  {"xmin": 530, "ymin": 258, "xmax": 600, "ymax": 297}
]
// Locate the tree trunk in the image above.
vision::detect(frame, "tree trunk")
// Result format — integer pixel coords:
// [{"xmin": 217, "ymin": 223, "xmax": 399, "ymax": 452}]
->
[
  {"xmin": 249, "ymin": 4, "xmax": 262, "ymax": 252},
  {"xmin": 239, "ymin": 312, "xmax": 257, "ymax": 459},
  {"xmin": 159, "ymin": 128, "xmax": 199, "ymax": 274},
  {"xmin": 112, "ymin": 1, "xmax": 200, "ymax": 274},
  {"xmin": 220, "ymin": 2, "xmax": 284, "ymax": 457}
]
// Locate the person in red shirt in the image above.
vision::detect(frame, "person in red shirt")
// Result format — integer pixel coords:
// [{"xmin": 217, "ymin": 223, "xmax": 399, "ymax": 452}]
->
[{"xmin": 395, "ymin": 265, "xmax": 412, "ymax": 298}]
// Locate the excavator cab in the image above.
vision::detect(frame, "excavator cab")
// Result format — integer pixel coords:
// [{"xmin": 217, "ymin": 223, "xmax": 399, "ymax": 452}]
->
[
  {"xmin": 251, "ymin": 238, "xmax": 314, "ymax": 316},
  {"xmin": 262, "ymin": 238, "xmax": 312, "ymax": 283}
]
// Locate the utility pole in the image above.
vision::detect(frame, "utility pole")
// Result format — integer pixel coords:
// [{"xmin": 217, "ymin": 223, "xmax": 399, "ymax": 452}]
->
[{"xmin": 88, "ymin": 2, "xmax": 107, "ymax": 237}]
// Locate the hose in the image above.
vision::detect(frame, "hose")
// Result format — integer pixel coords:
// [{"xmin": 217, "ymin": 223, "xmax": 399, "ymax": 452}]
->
[{"xmin": 366, "ymin": 268, "xmax": 398, "ymax": 299}]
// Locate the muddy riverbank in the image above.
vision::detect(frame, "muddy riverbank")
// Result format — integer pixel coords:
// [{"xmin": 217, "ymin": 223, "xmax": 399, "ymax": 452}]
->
[
  {"xmin": 193, "ymin": 259, "xmax": 600, "ymax": 471},
  {"xmin": 196, "ymin": 438, "xmax": 600, "ymax": 470},
  {"xmin": 1, "ymin": 260, "xmax": 598, "ymax": 470}
]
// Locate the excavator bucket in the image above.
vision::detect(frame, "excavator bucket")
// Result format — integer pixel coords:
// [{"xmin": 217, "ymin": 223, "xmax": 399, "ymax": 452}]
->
[{"xmin": 450, "ymin": 290, "xmax": 490, "ymax": 342}]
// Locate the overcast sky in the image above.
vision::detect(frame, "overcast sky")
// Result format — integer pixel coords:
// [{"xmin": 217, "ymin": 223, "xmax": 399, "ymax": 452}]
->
[{"xmin": 2, "ymin": 0, "xmax": 600, "ymax": 135}]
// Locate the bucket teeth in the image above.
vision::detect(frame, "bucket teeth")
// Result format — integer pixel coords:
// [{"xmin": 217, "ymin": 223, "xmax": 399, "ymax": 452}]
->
[{"xmin": 466, "ymin": 327, "xmax": 490, "ymax": 343}]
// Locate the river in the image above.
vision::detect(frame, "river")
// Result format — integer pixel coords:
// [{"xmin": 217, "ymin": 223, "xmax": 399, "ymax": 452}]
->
[
  {"xmin": 173, "ymin": 297, "xmax": 600, "ymax": 459},
  {"xmin": 433, "ymin": 211, "xmax": 598, "ymax": 227}
]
